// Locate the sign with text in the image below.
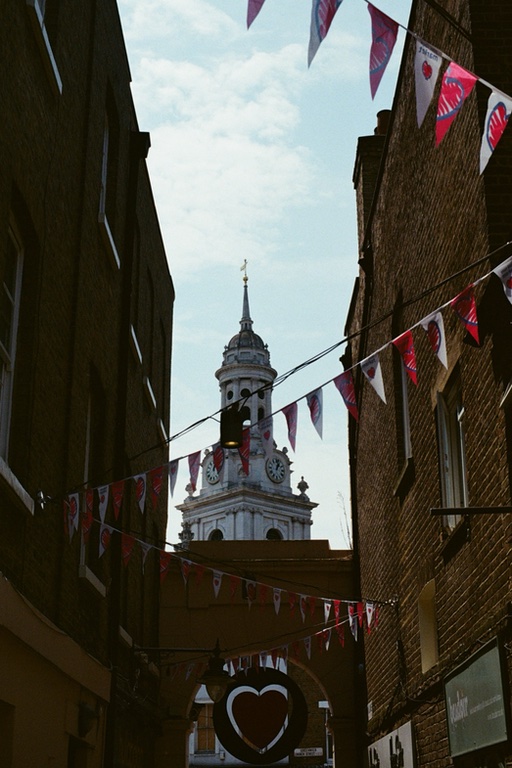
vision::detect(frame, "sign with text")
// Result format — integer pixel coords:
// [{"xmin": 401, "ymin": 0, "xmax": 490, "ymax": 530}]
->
[
  {"xmin": 444, "ymin": 638, "xmax": 508, "ymax": 757},
  {"xmin": 294, "ymin": 747, "xmax": 323, "ymax": 757},
  {"xmin": 368, "ymin": 721, "xmax": 415, "ymax": 768}
]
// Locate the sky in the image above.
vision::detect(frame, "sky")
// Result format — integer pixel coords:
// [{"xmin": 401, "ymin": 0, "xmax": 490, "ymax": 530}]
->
[{"xmin": 117, "ymin": 0, "xmax": 413, "ymax": 549}]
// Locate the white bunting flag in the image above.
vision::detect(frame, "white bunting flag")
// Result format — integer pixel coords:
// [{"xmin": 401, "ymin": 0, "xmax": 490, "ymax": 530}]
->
[
  {"xmin": 303, "ymin": 636, "xmax": 312, "ymax": 659},
  {"xmin": 139, "ymin": 541, "xmax": 152, "ymax": 574},
  {"xmin": 421, "ymin": 311, "xmax": 448, "ymax": 368},
  {"xmin": 324, "ymin": 600, "xmax": 332, "ymax": 624},
  {"xmin": 299, "ymin": 595, "xmax": 307, "ymax": 623},
  {"xmin": 493, "ymin": 255, "xmax": 512, "ymax": 304},
  {"xmin": 259, "ymin": 651, "xmax": 268, "ymax": 669},
  {"xmin": 480, "ymin": 91, "xmax": 512, "ymax": 173},
  {"xmin": 306, "ymin": 388, "xmax": 323, "ymax": 439},
  {"xmin": 414, "ymin": 39, "xmax": 442, "ymax": 127},
  {"xmin": 366, "ymin": 601, "xmax": 376, "ymax": 630},
  {"xmin": 212, "ymin": 570, "xmax": 223, "ymax": 598},
  {"xmin": 273, "ymin": 587, "xmax": 282, "ymax": 615},
  {"xmin": 67, "ymin": 493, "xmax": 80, "ymax": 541},
  {"xmin": 348, "ymin": 604, "xmax": 358, "ymax": 640},
  {"xmin": 360, "ymin": 353, "xmax": 387, "ymax": 403},
  {"xmin": 323, "ymin": 628, "xmax": 331, "ymax": 651},
  {"xmin": 99, "ymin": 524, "xmax": 113, "ymax": 558},
  {"xmin": 98, "ymin": 485, "xmax": 109, "ymax": 523}
]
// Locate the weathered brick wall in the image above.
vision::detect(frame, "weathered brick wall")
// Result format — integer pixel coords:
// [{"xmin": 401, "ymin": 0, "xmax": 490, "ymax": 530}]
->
[{"xmin": 347, "ymin": 0, "xmax": 512, "ymax": 763}]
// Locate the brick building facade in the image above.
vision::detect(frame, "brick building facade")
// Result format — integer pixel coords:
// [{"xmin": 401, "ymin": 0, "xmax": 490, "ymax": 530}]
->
[
  {"xmin": 0, "ymin": 2, "xmax": 174, "ymax": 766},
  {"xmin": 345, "ymin": 0, "xmax": 512, "ymax": 767}
]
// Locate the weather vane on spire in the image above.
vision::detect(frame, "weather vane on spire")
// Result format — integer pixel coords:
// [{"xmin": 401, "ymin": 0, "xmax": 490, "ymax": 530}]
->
[{"xmin": 240, "ymin": 259, "xmax": 248, "ymax": 284}]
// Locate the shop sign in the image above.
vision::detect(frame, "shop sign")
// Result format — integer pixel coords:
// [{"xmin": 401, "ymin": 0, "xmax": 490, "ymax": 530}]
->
[
  {"xmin": 368, "ymin": 721, "xmax": 415, "ymax": 768},
  {"xmin": 444, "ymin": 638, "xmax": 508, "ymax": 757},
  {"xmin": 294, "ymin": 747, "xmax": 323, "ymax": 757}
]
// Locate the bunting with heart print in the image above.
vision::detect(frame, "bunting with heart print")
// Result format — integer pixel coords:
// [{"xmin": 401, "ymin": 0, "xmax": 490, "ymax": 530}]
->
[
  {"xmin": 306, "ymin": 387, "xmax": 323, "ymax": 438},
  {"xmin": 360, "ymin": 353, "xmax": 386, "ymax": 403},
  {"xmin": 436, "ymin": 62, "xmax": 478, "ymax": 146},
  {"xmin": 414, "ymin": 39, "xmax": 442, "ymax": 127},
  {"xmin": 480, "ymin": 91, "xmax": 512, "ymax": 173},
  {"xmin": 368, "ymin": 3, "xmax": 398, "ymax": 99}
]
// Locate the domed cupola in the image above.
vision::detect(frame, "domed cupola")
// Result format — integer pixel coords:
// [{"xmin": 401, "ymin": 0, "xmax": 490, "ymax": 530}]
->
[{"xmin": 216, "ymin": 269, "xmax": 276, "ymax": 428}]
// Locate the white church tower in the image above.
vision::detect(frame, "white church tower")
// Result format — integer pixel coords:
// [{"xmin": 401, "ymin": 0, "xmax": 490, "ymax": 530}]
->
[{"xmin": 177, "ymin": 270, "xmax": 317, "ymax": 542}]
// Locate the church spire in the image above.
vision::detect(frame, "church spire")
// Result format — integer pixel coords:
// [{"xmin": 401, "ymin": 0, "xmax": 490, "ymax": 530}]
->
[{"xmin": 240, "ymin": 259, "xmax": 252, "ymax": 333}]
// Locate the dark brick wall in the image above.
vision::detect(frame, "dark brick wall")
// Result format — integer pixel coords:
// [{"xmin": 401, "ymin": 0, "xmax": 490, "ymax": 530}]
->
[
  {"xmin": 347, "ymin": 0, "xmax": 512, "ymax": 764},
  {"xmin": 0, "ymin": 0, "xmax": 174, "ymax": 763}
]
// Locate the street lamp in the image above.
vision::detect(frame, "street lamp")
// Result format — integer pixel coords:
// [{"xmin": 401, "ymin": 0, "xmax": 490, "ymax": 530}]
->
[{"xmin": 197, "ymin": 640, "xmax": 231, "ymax": 703}]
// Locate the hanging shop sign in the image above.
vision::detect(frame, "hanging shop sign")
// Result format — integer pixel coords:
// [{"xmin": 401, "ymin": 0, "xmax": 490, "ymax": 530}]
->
[
  {"xmin": 368, "ymin": 721, "xmax": 415, "ymax": 768},
  {"xmin": 444, "ymin": 638, "xmax": 509, "ymax": 757}
]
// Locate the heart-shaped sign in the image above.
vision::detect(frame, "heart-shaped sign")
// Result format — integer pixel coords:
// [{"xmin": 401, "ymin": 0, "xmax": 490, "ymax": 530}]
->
[
  {"xmin": 367, "ymin": 367, "xmax": 376, "ymax": 380},
  {"xmin": 486, "ymin": 101, "xmax": 510, "ymax": 152},
  {"xmin": 422, "ymin": 60, "xmax": 433, "ymax": 80},
  {"xmin": 213, "ymin": 668, "xmax": 307, "ymax": 764}
]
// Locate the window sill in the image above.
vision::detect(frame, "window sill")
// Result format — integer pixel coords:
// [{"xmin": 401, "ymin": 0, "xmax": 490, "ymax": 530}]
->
[
  {"xmin": 98, "ymin": 212, "xmax": 121, "ymax": 270},
  {"xmin": 0, "ymin": 457, "xmax": 34, "ymax": 514},
  {"xmin": 79, "ymin": 564, "xmax": 107, "ymax": 597},
  {"xmin": 130, "ymin": 325, "xmax": 143, "ymax": 366},
  {"xmin": 440, "ymin": 515, "xmax": 470, "ymax": 564},
  {"xmin": 144, "ymin": 376, "xmax": 157, "ymax": 411},
  {"xmin": 26, "ymin": 0, "xmax": 62, "ymax": 95},
  {"xmin": 393, "ymin": 457, "xmax": 415, "ymax": 502}
]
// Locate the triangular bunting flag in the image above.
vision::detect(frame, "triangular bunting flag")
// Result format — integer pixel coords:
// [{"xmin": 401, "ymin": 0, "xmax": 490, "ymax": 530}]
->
[
  {"xmin": 333, "ymin": 370, "xmax": 359, "ymax": 421},
  {"xmin": 299, "ymin": 594, "xmax": 307, "ymax": 623},
  {"xmin": 360, "ymin": 353, "xmax": 387, "ymax": 403},
  {"xmin": 212, "ymin": 570, "xmax": 223, "ymax": 598},
  {"xmin": 98, "ymin": 485, "xmax": 109, "ymax": 524},
  {"xmin": 414, "ymin": 39, "xmax": 442, "ymax": 127},
  {"xmin": 212, "ymin": 443, "xmax": 225, "ymax": 476},
  {"xmin": 308, "ymin": 596, "xmax": 317, "ymax": 617},
  {"xmin": 357, "ymin": 601, "xmax": 364, "ymax": 626},
  {"xmin": 121, "ymin": 533, "xmax": 135, "ymax": 567},
  {"xmin": 188, "ymin": 451, "xmax": 201, "ymax": 492},
  {"xmin": 230, "ymin": 574, "xmax": 240, "ymax": 603},
  {"xmin": 365, "ymin": 601, "xmax": 375, "ymax": 632},
  {"xmin": 348, "ymin": 604, "xmax": 358, "ymax": 640},
  {"xmin": 67, "ymin": 493, "xmax": 80, "ymax": 542},
  {"xmin": 271, "ymin": 648, "xmax": 279, "ymax": 669},
  {"xmin": 148, "ymin": 466, "xmax": 164, "ymax": 511},
  {"xmin": 139, "ymin": 541, "xmax": 152, "ymax": 574},
  {"xmin": 451, "ymin": 285, "xmax": 479, "ymax": 344},
  {"xmin": 282, "ymin": 402, "xmax": 298, "ymax": 452},
  {"xmin": 480, "ymin": 91, "xmax": 512, "ymax": 173},
  {"xmin": 421, "ymin": 311, "xmax": 448, "ymax": 368},
  {"xmin": 335, "ymin": 622, "xmax": 345, "ymax": 646},
  {"xmin": 238, "ymin": 428, "xmax": 250, "ymax": 476},
  {"xmin": 247, "ymin": 0, "xmax": 266, "ymax": 28},
  {"xmin": 82, "ymin": 488, "xmax": 94, "ymax": 544},
  {"xmin": 333, "ymin": 599, "xmax": 341, "ymax": 623},
  {"xmin": 169, "ymin": 459, "xmax": 179, "ymax": 498},
  {"xmin": 258, "ymin": 415, "xmax": 274, "ymax": 460},
  {"xmin": 111, "ymin": 479, "xmax": 124, "ymax": 521},
  {"xmin": 303, "ymin": 636, "xmax": 312, "ymax": 659},
  {"xmin": 134, "ymin": 473, "xmax": 146, "ymax": 514},
  {"xmin": 323, "ymin": 628, "xmax": 331, "ymax": 651},
  {"xmin": 288, "ymin": 591, "xmax": 297, "ymax": 616},
  {"xmin": 393, "ymin": 330, "xmax": 418, "ymax": 385},
  {"xmin": 291, "ymin": 641, "xmax": 301, "ymax": 660},
  {"xmin": 493, "ymin": 255, "xmax": 512, "ymax": 304},
  {"xmin": 160, "ymin": 551, "xmax": 173, "ymax": 583},
  {"xmin": 180, "ymin": 558, "xmax": 192, "ymax": 585},
  {"xmin": 368, "ymin": 3, "xmax": 398, "ymax": 99},
  {"xmin": 308, "ymin": 0, "xmax": 343, "ymax": 67},
  {"xmin": 324, "ymin": 600, "xmax": 332, "ymax": 624},
  {"xmin": 306, "ymin": 388, "xmax": 323, "ymax": 439},
  {"xmin": 246, "ymin": 579, "xmax": 257, "ymax": 608},
  {"xmin": 436, "ymin": 62, "xmax": 477, "ymax": 146},
  {"xmin": 273, "ymin": 587, "xmax": 282, "ymax": 615},
  {"xmin": 195, "ymin": 563, "xmax": 206, "ymax": 584},
  {"xmin": 99, "ymin": 524, "xmax": 113, "ymax": 558},
  {"xmin": 259, "ymin": 583, "xmax": 269, "ymax": 608},
  {"xmin": 259, "ymin": 651, "xmax": 268, "ymax": 669}
]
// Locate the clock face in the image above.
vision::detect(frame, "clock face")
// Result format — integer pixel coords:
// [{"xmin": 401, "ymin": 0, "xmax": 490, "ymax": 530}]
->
[
  {"xmin": 266, "ymin": 456, "xmax": 286, "ymax": 483},
  {"xmin": 206, "ymin": 458, "xmax": 221, "ymax": 484}
]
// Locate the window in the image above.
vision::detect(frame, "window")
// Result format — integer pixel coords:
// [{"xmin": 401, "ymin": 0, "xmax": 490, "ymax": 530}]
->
[
  {"xmin": 196, "ymin": 703, "xmax": 216, "ymax": 753},
  {"xmin": 266, "ymin": 528, "xmax": 283, "ymax": 540},
  {"xmin": 436, "ymin": 374, "xmax": 467, "ymax": 530},
  {"xmin": 209, "ymin": 529, "xmax": 224, "ymax": 541},
  {"xmin": 418, "ymin": 580, "xmax": 439, "ymax": 673},
  {"xmin": 0, "ymin": 228, "xmax": 24, "ymax": 461},
  {"xmin": 26, "ymin": 0, "xmax": 62, "ymax": 94},
  {"xmin": 98, "ymin": 97, "xmax": 120, "ymax": 269}
]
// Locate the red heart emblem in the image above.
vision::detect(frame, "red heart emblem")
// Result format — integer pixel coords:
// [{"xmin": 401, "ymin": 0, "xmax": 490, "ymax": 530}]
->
[
  {"xmin": 506, "ymin": 276, "xmax": 512, "ymax": 289},
  {"xmin": 263, "ymin": 430, "xmax": 271, "ymax": 441},
  {"xmin": 231, "ymin": 688, "xmax": 288, "ymax": 751},
  {"xmin": 427, "ymin": 320, "xmax": 441, "ymax": 353},
  {"xmin": 367, "ymin": 367, "xmax": 376, "ymax": 379},
  {"xmin": 438, "ymin": 76, "xmax": 465, "ymax": 119},
  {"xmin": 422, "ymin": 60, "xmax": 433, "ymax": 80},
  {"xmin": 487, "ymin": 101, "xmax": 509, "ymax": 151}
]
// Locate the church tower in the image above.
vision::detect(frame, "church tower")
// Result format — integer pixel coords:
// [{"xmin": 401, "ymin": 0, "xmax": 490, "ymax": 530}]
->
[{"xmin": 177, "ymin": 271, "xmax": 317, "ymax": 542}]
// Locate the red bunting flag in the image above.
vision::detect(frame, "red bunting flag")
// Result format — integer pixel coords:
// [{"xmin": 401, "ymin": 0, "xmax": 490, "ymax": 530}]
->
[
  {"xmin": 111, "ymin": 480, "xmax": 124, "ymax": 521},
  {"xmin": 82, "ymin": 488, "xmax": 94, "ymax": 544},
  {"xmin": 247, "ymin": 0, "xmax": 266, "ymax": 28},
  {"xmin": 188, "ymin": 452, "xmax": 201, "ymax": 493},
  {"xmin": 133, "ymin": 474, "xmax": 146, "ymax": 514},
  {"xmin": 212, "ymin": 443, "xmax": 225, "ymax": 474},
  {"xmin": 180, "ymin": 559, "xmax": 191, "ymax": 584},
  {"xmin": 148, "ymin": 466, "xmax": 164, "ymax": 511},
  {"xmin": 160, "ymin": 551, "xmax": 173, "ymax": 583},
  {"xmin": 306, "ymin": 388, "xmax": 323, "ymax": 439},
  {"xmin": 368, "ymin": 4, "xmax": 398, "ymax": 99},
  {"xmin": 308, "ymin": 0, "xmax": 343, "ymax": 67},
  {"xmin": 282, "ymin": 402, "xmax": 298, "ymax": 452},
  {"xmin": 393, "ymin": 330, "xmax": 418, "ymax": 385},
  {"xmin": 238, "ymin": 428, "xmax": 250, "ymax": 476},
  {"xmin": 451, "ymin": 285, "xmax": 479, "ymax": 344},
  {"xmin": 195, "ymin": 563, "xmax": 206, "ymax": 584},
  {"xmin": 169, "ymin": 459, "xmax": 179, "ymax": 498},
  {"xmin": 436, "ymin": 62, "xmax": 477, "ymax": 146},
  {"xmin": 334, "ymin": 622, "xmax": 345, "ymax": 647},
  {"xmin": 333, "ymin": 599, "xmax": 341, "ymax": 623},
  {"xmin": 480, "ymin": 91, "xmax": 512, "ymax": 173},
  {"xmin": 121, "ymin": 533, "xmax": 135, "ymax": 567},
  {"xmin": 333, "ymin": 371, "xmax": 359, "ymax": 421},
  {"xmin": 288, "ymin": 592, "xmax": 298, "ymax": 616}
]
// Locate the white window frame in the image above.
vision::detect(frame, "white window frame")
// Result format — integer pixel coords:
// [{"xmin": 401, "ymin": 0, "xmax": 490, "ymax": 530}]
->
[
  {"xmin": 98, "ymin": 114, "xmax": 120, "ymax": 269},
  {"xmin": 26, "ymin": 0, "xmax": 62, "ymax": 94},
  {"xmin": 0, "ymin": 227, "xmax": 24, "ymax": 462},
  {"xmin": 437, "ymin": 379, "xmax": 468, "ymax": 530}
]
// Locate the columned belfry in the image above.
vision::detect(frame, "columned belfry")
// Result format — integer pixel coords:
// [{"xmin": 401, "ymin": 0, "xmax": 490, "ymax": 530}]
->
[{"xmin": 177, "ymin": 268, "xmax": 317, "ymax": 542}]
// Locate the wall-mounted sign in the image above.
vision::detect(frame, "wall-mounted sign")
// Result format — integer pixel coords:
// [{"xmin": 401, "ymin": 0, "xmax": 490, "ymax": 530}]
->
[
  {"xmin": 294, "ymin": 747, "xmax": 323, "ymax": 757},
  {"xmin": 368, "ymin": 721, "xmax": 415, "ymax": 768},
  {"xmin": 444, "ymin": 638, "xmax": 509, "ymax": 757}
]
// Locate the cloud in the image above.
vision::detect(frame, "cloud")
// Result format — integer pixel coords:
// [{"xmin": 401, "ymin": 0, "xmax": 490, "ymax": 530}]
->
[{"xmin": 120, "ymin": 0, "xmax": 239, "ymax": 44}]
